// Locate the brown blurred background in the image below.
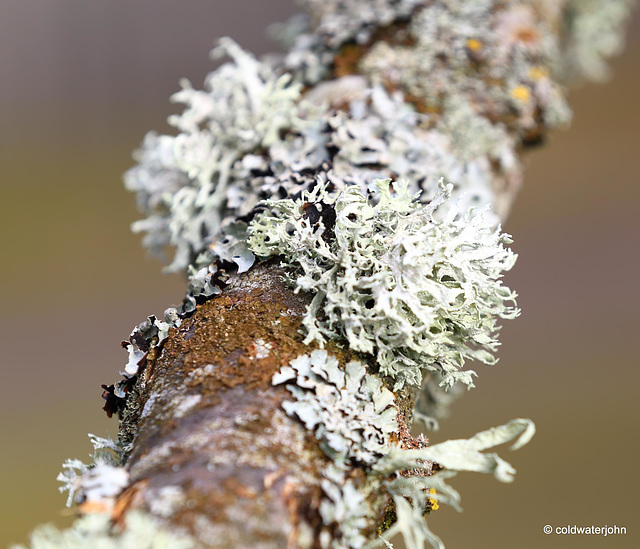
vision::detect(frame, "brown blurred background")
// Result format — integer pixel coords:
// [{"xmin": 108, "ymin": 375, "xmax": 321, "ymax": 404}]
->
[{"xmin": 1, "ymin": 2, "xmax": 638, "ymax": 547}]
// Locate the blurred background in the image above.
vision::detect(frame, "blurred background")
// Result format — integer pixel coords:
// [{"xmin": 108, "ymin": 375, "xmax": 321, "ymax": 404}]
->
[{"xmin": 0, "ymin": 1, "xmax": 638, "ymax": 547}]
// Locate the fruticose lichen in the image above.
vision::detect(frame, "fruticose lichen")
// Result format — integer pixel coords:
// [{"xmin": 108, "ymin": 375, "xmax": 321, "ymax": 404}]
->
[
  {"xmin": 559, "ymin": 0, "xmax": 634, "ymax": 83},
  {"xmin": 251, "ymin": 179, "xmax": 518, "ymax": 390},
  {"xmin": 57, "ymin": 435, "xmax": 128, "ymax": 509},
  {"xmin": 273, "ymin": 350, "xmax": 535, "ymax": 549}
]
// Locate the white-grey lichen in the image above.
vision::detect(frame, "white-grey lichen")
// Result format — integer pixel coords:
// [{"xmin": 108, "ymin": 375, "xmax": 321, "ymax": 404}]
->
[
  {"xmin": 129, "ymin": 0, "xmax": 569, "ymax": 284},
  {"xmin": 273, "ymin": 349, "xmax": 398, "ymax": 464},
  {"xmin": 124, "ymin": 0, "xmax": 631, "ymax": 318},
  {"xmin": 560, "ymin": 0, "xmax": 634, "ymax": 83},
  {"xmin": 253, "ymin": 179, "xmax": 518, "ymax": 389},
  {"xmin": 297, "ymin": 0, "xmax": 424, "ymax": 49},
  {"xmin": 318, "ymin": 465, "xmax": 370, "ymax": 549},
  {"xmin": 57, "ymin": 434, "xmax": 128, "ymax": 508},
  {"xmin": 375, "ymin": 419, "xmax": 535, "ymax": 549},
  {"xmin": 125, "ymin": 38, "xmax": 313, "ymax": 273},
  {"xmin": 273, "ymin": 351, "xmax": 535, "ymax": 549},
  {"xmin": 11, "ymin": 511, "xmax": 195, "ymax": 549}
]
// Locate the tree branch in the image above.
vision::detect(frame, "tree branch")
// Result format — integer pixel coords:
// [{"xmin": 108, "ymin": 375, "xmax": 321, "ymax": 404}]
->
[{"xmin": 16, "ymin": 1, "xmax": 633, "ymax": 548}]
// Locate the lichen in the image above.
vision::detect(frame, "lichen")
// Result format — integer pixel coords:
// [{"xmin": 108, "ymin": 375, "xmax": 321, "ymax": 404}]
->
[
  {"xmin": 273, "ymin": 350, "xmax": 535, "ymax": 549},
  {"xmin": 124, "ymin": 38, "xmax": 318, "ymax": 273},
  {"xmin": 11, "ymin": 511, "xmax": 195, "ymax": 549},
  {"xmin": 57, "ymin": 435, "xmax": 128, "ymax": 509},
  {"xmin": 251, "ymin": 179, "xmax": 518, "ymax": 390},
  {"xmin": 273, "ymin": 349, "xmax": 398, "ymax": 465},
  {"xmin": 373, "ymin": 419, "xmax": 535, "ymax": 549},
  {"xmin": 318, "ymin": 465, "xmax": 370, "ymax": 549},
  {"xmin": 65, "ymin": 0, "xmax": 631, "ymax": 546},
  {"xmin": 128, "ymin": 0, "xmax": 575, "ymax": 286},
  {"xmin": 560, "ymin": 0, "xmax": 634, "ymax": 83}
]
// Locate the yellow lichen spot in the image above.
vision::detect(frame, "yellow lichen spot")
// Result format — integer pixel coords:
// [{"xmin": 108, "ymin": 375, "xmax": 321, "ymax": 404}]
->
[
  {"xmin": 428, "ymin": 488, "xmax": 440, "ymax": 511},
  {"xmin": 466, "ymin": 39, "xmax": 483, "ymax": 52},
  {"xmin": 528, "ymin": 66, "xmax": 549, "ymax": 81},
  {"xmin": 510, "ymin": 85, "xmax": 531, "ymax": 103}
]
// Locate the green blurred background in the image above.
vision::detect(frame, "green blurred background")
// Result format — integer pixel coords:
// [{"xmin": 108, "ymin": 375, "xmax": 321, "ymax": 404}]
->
[{"xmin": 1, "ymin": 2, "xmax": 638, "ymax": 547}]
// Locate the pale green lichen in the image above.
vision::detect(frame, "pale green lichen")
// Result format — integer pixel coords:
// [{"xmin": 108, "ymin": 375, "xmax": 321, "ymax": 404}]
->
[
  {"xmin": 273, "ymin": 351, "xmax": 534, "ymax": 549},
  {"xmin": 125, "ymin": 38, "xmax": 311, "ymax": 272},
  {"xmin": 273, "ymin": 349, "xmax": 398, "ymax": 464},
  {"xmin": 11, "ymin": 511, "xmax": 194, "ymax": 549},
  {"xmin": 252, "ymin": 179, "xmax": 518, "ymax": 389},
  {"xmin": 57, "ymin": 435, "xmax": 128, "ymax": 508},
  {"xmin": 319, "ymin": 466, "xmax": 370, "ymax": 549},
  {"xmin": 375, "ymin": 419, "xmax": 535, "ymax": 549},
  {"xmin": 560, "ymin": 0, "xmax": 634, "ymax": 83}
]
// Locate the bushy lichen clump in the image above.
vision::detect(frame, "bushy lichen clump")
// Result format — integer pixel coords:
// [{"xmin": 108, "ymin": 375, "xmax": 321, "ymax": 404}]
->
[
  {"xmin": 57, "ymin": 435, "xmax": 128, "ymax": 509},
  {"xmin": 250, "ymin": 179, "xmax": 518, "ymax": 389},
  {"xmin": 560, "ymin": 0, "xmax": 634, "ymax": 83},
  {"xmin": 125, "ymin": 38, "xmax": 314, "ymax": 273}
]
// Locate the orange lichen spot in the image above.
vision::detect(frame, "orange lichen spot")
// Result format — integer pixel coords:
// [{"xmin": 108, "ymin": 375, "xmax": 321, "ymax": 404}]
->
[
  {"xmin": 428, "ymin": 488, "xmax": 440, "ymax": 511},
  {"xmin": 528, "ymin": 66, "xmax": 549, "ymax": 81},
  {"xmin": 466, "ymin": 39, "xmax": 483, "ymax": 53},
  {"xmin": 510, "ymin": 85, "xmax": 531, "ymax": 103}
]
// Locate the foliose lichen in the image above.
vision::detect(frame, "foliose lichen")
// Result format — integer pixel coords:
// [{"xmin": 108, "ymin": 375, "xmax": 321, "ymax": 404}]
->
[
  {"xmin": 273, "ymin": 350, "xmax": 535, "ymax": 549},
  {"xmin": 252, "ymin": 179, "xmax": 518, "ymax": 390},
  {"xmin": 273, "ymin": 349, "xmax": 398, "ymax": 464}
]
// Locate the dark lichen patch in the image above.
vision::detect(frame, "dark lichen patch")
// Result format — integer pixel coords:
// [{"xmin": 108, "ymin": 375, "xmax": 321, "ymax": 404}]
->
[{"xmin": 101, "ymin": 383, "xmax": 125, "ymax": 419}]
